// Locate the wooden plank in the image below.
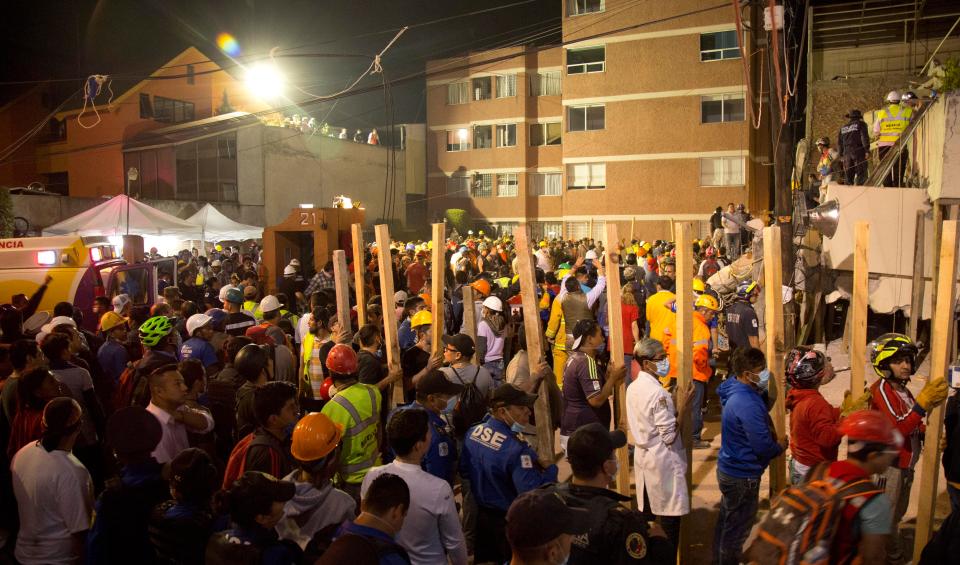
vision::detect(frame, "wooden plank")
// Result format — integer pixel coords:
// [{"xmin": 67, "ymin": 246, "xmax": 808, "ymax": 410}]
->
[
  {"xmin": 374, "ymin": 224, "xmax": 404, "ymax": 408},
  {"xmin": 630, "ymin": 217, "xmax": 636, "ymax": 242},
  {"xmin": 332, "ymin": 250, "xmax": 352, "ymax": 335},
  {"xmin": 603, "ymin": 225, "xmax": 631, "ymax": 500},
  {"xmin": 351, "ymin": 224, "xmax": 366, "ymax": 326},
  {"xmin": 763, "ymin": 225, "xmax": 787, "ymax": 495},
  {"xmin": 931, "ymin": 204, "xmax": 943, "ymax": 330},
  {"xmin": 851, "ymin": 222, "xmax": 870, "ymax": 395},
  {"xmin": 513, "ymin": 224, "xmax": 555, "ymax": 462},
  {"xmin": 673, "ymin": 222, "xmax": 694, "ymax": 560},
  {"xmin": 430, "ymin": 223, "xmax": 446, "ymax": 357},
  {"xmin": 462, "ymin": 285, "xmax": 477, "ymax": 342},
  {"xmin": 913, "ymin": 219, "xmax": 959, "ymax": 561},
  {"xmin": 908, "ymin": 210, "xmax": 925, "ymax": 342}
]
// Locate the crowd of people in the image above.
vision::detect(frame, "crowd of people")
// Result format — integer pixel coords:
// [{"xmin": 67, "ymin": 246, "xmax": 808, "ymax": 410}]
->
[
  {"xmin": 279, "ymin": 114, "xmax": 381, "ymax": 145},
  {"xmin": 0, "ymin": 221, "xmax": 956, "ymax": 564}
]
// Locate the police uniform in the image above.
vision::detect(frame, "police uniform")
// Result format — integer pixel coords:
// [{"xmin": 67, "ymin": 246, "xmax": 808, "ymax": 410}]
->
[
  {"xmin": 838, "ymin": 113, "xmax": 870, "ymax": 185},
  {"xmin": 549, "ymin": 483, "xmax": 674, "ymax": 564},
  {"xmin": 397, "ymin": 400, "xmax": 457, "ymax": 485}
]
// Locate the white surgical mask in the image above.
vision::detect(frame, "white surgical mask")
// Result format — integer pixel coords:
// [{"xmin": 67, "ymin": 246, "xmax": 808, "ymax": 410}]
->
[{"xmin": 654, "ymin": 358, "xmax": 670, "ymax": 377}]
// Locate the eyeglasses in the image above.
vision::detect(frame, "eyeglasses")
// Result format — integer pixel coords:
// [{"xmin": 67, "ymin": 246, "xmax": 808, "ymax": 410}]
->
[{"xmin": 444, "ymin": 347, "xmax": 458, "ymax": 354}]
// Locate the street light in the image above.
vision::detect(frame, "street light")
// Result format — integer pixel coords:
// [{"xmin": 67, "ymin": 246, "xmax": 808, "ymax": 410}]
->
[
  {"xmin": 126, "ymin": 167, "xmax": 139, "ymax": 235},
  {"xmin": 245, "ymin": 63, "xmax": 286, "ymax": 99}
]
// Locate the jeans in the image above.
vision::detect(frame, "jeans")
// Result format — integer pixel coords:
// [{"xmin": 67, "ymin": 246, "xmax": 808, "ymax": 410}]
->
[
  {"xmin": 483, "ymin": 359, "xmax": 504, "ymax": 385},
  {"xmin": 725, "ymin": 233, "xmax": 741, "ymax": 260},
  {"xmin": 880, "ymin": 466, "xmax": 914, "ymax": 559},
  {"xmin": 713, "ymin": 471, "xmax": 760, "ymax": 565},
  {"xmin": 789, "ymin": 458, "xmax": 811, "ymax": 486},
  {"xmin": 692, "ymin": 380, "xmax": 706, "ymax": 441}
]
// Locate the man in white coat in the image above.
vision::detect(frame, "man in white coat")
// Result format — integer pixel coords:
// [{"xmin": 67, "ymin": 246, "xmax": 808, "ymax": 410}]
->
[{"xmin": 626, "ymin": 338, "xmax": 694, "ymax": 560}]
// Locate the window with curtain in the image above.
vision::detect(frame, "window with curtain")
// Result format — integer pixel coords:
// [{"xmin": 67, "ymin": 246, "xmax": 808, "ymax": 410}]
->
[
  {"xmin": 498, "ymin": 173, "xmax": 518, "ymax": 197},
  {"xmin": 447, "ymin": 81, "xmax": 469, "ymax": 105},
  {"xmin": 496, "ymin": 74, "xmax": 517, "ymax": 98},
  {"xmin": 699, "ymin": 157, "xmax": 744, "ymax": 186},
  {"xmin": 496, "ymin": 124, "xmax": 517, "ymax": 147},
  {"xmin": 566, "ymin": 163, "xmax": 606, "ymax": 189}
]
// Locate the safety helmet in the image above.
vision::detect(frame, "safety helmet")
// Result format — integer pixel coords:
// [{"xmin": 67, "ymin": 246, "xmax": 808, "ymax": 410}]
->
[
  {"xmin": 839, "ymin": 410, "xmax": 904, "ymax": 448},
  {"xmin": 291, "ymin": 412, "xmax": 343, "ymax": 462},
  {"xmin": 694, "ymin": 293, "xmax": 721, "ymax": 312},
  {"xmin": 478, "ymin": 230, "xmax": 485, "ymax": 235},
  {"xmin": 139, "ymin": 316, "xmax": 174, "ymax": 348},
  {"xmin": 319, "ymin": 377, "xmax": 336, "ymax": 401},
  {"xmin": 869, "ymin": 333, "xmax": 917, "ymax": 378},
  {"xmin": 410, "ymin": 309, "xmax": 433, "ymax": 329},
  {"xmin": 736, "ymin": 280, "xmax": 760, "ymax": 298},
  {"xmin": 784, "ymin": 347, "xmax": 826, "ymax": 389},
  {"xmin": 406, "ymin": 243, "xmax": 415, "ymax": 251},
  {"xmin": 886, "ymin": 90, "xmax": 901, "ymax": 103},
  {"xmin": 99, "ymin": 311, "xmax": 127, "ymax": 333},
  {"xmin": 470, "ymin": 279, "xmax": 492, "ymax": 297},
  {"xmin": 815, "ymin": 136, "xmax": 830, "ymax": 147},
  {"xmin": 482, "ymin": 296, "xmax": 503, "ymax": 312},
  {"xmin": 902, "ymin": 91, "xmax": 917, "ymax": 101},
  {"xmin": 234, "ymin": 344, "xmax": 268, "ymax": 381},
  {"xmin": 259, "ymin": 295, "xmax": 281, "ymax": 313},
  {"xmin": 326, "ymin": 343, "xmax": 359, "ymax": 376},
  {"xmin": 186, "ymin": 313, "xmax": 213, "ymax": 336},
  {"xmin": 692, "ymin": 278, "xmax": 706, "ymax": 293}
]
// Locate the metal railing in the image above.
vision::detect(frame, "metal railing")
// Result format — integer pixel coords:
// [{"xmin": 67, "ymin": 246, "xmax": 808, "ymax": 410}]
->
[{"xmin": 865, "ymin": 97, "xmax": 941, "ymax": 189}]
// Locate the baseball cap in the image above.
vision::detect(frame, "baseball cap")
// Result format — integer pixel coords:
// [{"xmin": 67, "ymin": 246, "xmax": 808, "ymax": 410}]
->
[
  {"xmin": 490, "ymin": 383, "xmax": 537, "ymax": 408},
  {"xmin": 570, "ymin": 319, "xmax": 598, "ymax": 351},
  {"xmin": 288, "ymin": 259, "xmax": 300, "ymax": 267},
  {"xmin": 416, "ymin": 369, "xmax": 464, "ymax": 396},
  {"xmin": 394, "ymin": 290, "xmax": 408, "ymax": 305},
  {"xmin": 225, "ymin": 288, "xmax": 243, "ymax": 304},
  {"xmin": 442, "ymin": 333, "xmax": 475, "ymax": 359},
  {"xmin": 506, "ymin": 490, "xmax": 591, "ymax": 550},
  {"xmin": 186, "ymin": 313, "xmax": 213, "ymax": 336},
  {"xmin": 283, "ymin": 265, "xmax": 296, "ymax": 276},
  {"xmin": 112, "ymin": 294, "xmax": 131, "ymax": 314},
  {"xmin": 566, "ymin": 423, "xmax": 626, "ymax": 473},
  {"xmin": 243, "ymin": 285, "xmax": 258, "ymax": 298},
  {"xmin": 22, "ymin": 311, "xmax": 50, "ymax": 335}
]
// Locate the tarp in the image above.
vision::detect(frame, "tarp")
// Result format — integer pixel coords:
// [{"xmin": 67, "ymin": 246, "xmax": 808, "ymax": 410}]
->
[
  {"xmin": 184, "ymin": 203, "xmax": 263, "ymax": 242},
  {"xmin": 42, "ymin": 195, "xmax": 200, "ymax": 238}
]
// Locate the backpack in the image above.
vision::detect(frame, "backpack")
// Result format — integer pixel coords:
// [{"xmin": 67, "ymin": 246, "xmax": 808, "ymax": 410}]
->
[
  {"xmin": 222, "ymin": 432, "xmax": 282, "ymax": 489},
  {"xmin": 743, "ymin": 463, "xmax": 883, "ymax": 565},
  {"xmin": 320, "ymin": 532, "xmax": 411, "ymax": 564},
  {"xmin": 112, "ymin": 364, "xmax": 151, "ymax": 410},
  {"xmin": 449, "ymin": 366, "xmax": 487, "ymax": 438},
  {"xmin": 702, "ymin": 258, "xmax": 720, "ymax": 280}
]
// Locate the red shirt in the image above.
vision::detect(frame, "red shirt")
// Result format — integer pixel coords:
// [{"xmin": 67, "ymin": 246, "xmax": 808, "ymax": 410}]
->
[
  {"xmin": 7, "ymin": 406, "xmax": 43, "ymax": 461},
  {"xmin": 405, "ymin": 261, "xmax": 427, "ymax": 295},
  {"xmin": 786, "ymin": 388, "xmax": 842, "ymax": 467},
  {"xmin": 621, "ymin": 304, "xmax": 639, "ymax": 353},
  {"xmin": 870, "ymin": 378, "xmax": 924, "ymax": 469},
  {"xmin": 825, "ymin": 460, "xmax": 884, "ymax": 563}
]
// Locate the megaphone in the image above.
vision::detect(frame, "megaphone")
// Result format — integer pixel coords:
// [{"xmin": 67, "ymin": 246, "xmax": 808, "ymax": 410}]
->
[{"xmin": 806, "ymin": 199, "xmax": 840, "ymax": 239}]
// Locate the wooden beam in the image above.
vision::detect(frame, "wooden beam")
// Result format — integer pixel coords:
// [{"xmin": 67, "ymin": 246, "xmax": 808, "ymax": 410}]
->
[
  {"xmin": 630, "ymin": 217, "xmax": 636, "ymax": 242},
  {"xmin": 603, "ymin": 225, "xmax": 631, "ymax": 500},
  {"xmin": 931, "ymin": 204, "xmax": 944, "ymax": 329},
  {"xmin": 374, "ymin": 224, "xmax": 404, "ymax": 408},
  {"xmin": 513, "ymin": 224, "xmax": 555, "ymax": 462},
  {"xmin": 332, "ymin": 250, "xmax": 352, "ymax": 335},
  {"xmin": 913, "ymin": 220, "xmax": 959, "ymax": 561},
  {"xmin": 462, "ymin": 285, "xmax": 477, "ymax": 342},
  {"xmin": 908, "ymin": 210, "xmax": 925, "ymax": 342},
  {"xmin": 351, "ymin": 224, "xmax": 366, "ymax": 326},
  {"xmin": 851, "ymin": 222, "xmax": 870, "ymax": 395},
  {"xmin": 673, "ymin": 221, "xmax": 694, "ymax": 559},
  {"xmin": 763, "ymin": 225, "xmax": 787, "ymax": 494},
  {"xmin": 430, "ymin": 223, "xmax": 446, "ymax": 357}
]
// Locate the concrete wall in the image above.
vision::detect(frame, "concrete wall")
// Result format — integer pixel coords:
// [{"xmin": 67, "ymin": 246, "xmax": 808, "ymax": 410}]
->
[{"xmin": 813, "ymin": 39, "xmax": 960, "ymax": 82}]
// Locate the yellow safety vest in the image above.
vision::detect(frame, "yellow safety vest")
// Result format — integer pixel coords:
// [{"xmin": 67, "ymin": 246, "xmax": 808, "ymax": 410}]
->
[
  {"xmin": 876, "ymin": 104, "xmax": 912, "ymax": 144},
  {"xmin": 321, "ymin": 383, "xmax": 382, "ymax": 484}
]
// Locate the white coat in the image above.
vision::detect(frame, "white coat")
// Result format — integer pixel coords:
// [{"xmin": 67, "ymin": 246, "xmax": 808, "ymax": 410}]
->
[{"xmin": 626, "ymin": 370, "xmax": 689, "ymax": 516}]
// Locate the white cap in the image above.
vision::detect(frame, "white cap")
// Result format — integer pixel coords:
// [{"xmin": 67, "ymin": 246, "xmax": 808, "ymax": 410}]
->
[
  {"xmin": 186, "ymin": 313, "xmax": 213, "ymax": 336},
  {"xmin": 39, "ymin": 315, "xmax": 77, "ymax": 340},
  {"xmin": 585, "ymin": 250, "xmax": 598, "ymax": 260},
  {"xmin": 283, "ymin": 265, "xmax": 296, "ymax": 276},
  {"xmin": 112, "ymin": 294, "xmax": 131, "ymax": 314},
  {"xmin": 482, "ymin": 296, "xmax": 503, "ymax": 312},
  {"xmin": 394, "ymin": 290, "xmax": 408, "ymax": 305},
  {"xmin": 289, "ymin": 258, "xmax": 300, "ymax": 266},
  {"xmin": 219, "ymin": 284, "xmax": 236, "ymax": 302},
  {"xmin": 211, "ymin": 260, "xmax": 221, "ymax": 267},
  {"xmin": 22, "ymin": 311, "xmax": 50, "ymax": 335},
  {"xmin": 260, "ymin": 295, "xmax": 281, "ymax": 313}
]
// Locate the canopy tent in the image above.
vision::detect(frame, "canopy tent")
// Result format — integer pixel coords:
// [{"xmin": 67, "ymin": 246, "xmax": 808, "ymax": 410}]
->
[
  {"xmin": 185, "ymin": 204, "xmax": 263, "ymax": 242},
  {"xmin": 42, "ymin": 195, "xmax": 200, "ymax": 238}
]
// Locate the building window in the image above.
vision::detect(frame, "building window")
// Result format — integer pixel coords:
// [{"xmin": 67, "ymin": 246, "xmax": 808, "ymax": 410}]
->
[
  {"xmin": 530, "ymin": 173, "xmax": 562, "ymax": 196},
  {"xmin": 154, "ymin": 96, "xmax": 195, "ymax": 124},
  {"xmin": 472, "ymin": 173, "xmax": 493, "ymax": 198},
  {"xmin": 568, "ymin": 105, "xmax": 604, "ymax": 131},
  {"xmin": 496, "ymin": 124, "xmax": 517, "ymax": 147},
  {"xmin": 41, "ymin": 172, "xmax": 69, "ymax": 196},
  {"xmin": 474, "ymin": 125, "xmax": 493, "ymax": 149},
  {"xmin": 496, "ymin": 75, "xmax": 517, "ymax": 98},
  {"xmin": 530, "ymin": 122, "xmax": 562, "ymax": 146},
  {"xmin": 567, "ymin": 0, "xmax": 603, "ymax": 16},
  {"xmin": 447, "ymin": 81, "xmax": 469, "ymax": 105},
  {"xmin": 492, "ymin": 222, "xmax": 520, "ymax": 237},
  {"xmin": 700, "ymin": 157, "xmax": 744, "ymax": 186},
  {"xmin": 700, "ymin": 30, "xmax": 740, "ymax": 62},
  {"xmin": 530, "ymin": 71, "xmax": 562, "ymax": 96},
  {"xmin": 498, "ymin": 173, "xmax": 519, "ymax": 197},
  {"xmin": 701, "ymin": 94, "xmax": 745, "ymax": 123},
  {"xmin": 564, "ymin": 221, "xmax": 605, "ymax": 240},
  {"xmin": 567, "ymin": 46, "xmax": 605, "ymax": 74},
  {"xmin": 531, "ymin": 221, "xmax": 563, "ymax": 240},
  {"xmin": 447, "ymin": 175, "xmax": 471, "ymax": 196},
  {"xmin": 186, "ymin": 64, "xmax": 195, "ymax": 85},
  {"xmin": 472, "ymin": 77, "xmax": 493, "ymax": 101},
  {"xmin": 567, "ymin": 163, "xmax": 606, "ymax": 189},
  {"xmin": 446, "ymin": 130, "xmax": 470, "ymax": 152},
  {"xmin": 139, "ymin": 94, "xmax": 153, "ymax": 119},
  {"xmin": 218, "ymin": 134, "xmax": 237, "ymax": 159}
]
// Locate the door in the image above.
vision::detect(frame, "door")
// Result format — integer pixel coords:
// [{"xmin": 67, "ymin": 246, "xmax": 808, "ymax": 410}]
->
[{"xmin": 106, "ymin": 263, "xmax": 154, "ymax": 308}]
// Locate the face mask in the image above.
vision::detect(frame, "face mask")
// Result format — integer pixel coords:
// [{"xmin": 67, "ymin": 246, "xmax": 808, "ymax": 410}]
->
[
  {"xmin": 505, "ymin": 411, "xmax": 525, "ymax": 435},
  {"xmin": 758, "ymin": 369, "xmax": 771, "ymax": 391},
  {"xmin": 580, "ymin": 283, "xmax": 592, "ymax": 294},
  {"xmin": 654, "ymin": 358, "xmax": 670, "ymax": 377}
]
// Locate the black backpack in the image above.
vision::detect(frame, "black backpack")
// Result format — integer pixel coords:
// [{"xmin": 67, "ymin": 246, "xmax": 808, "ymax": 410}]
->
[{"xmin": 449, "ymin": 366, "xmax": 488, "ymax": 438}]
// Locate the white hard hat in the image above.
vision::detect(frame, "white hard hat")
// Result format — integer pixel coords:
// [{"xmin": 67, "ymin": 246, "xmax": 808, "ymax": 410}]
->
[
  {"xmin": 289, "ymin": 259, "xmax": 300, "ymax": 267},
  {"xmin": 211, "ymin": 260, "xmax": 221, "ymax": 267},
  {"xmin": 186, "ymin": 313, "xmax": 213, "ymax": 336},
  {"xmin": 482, "ymin": 296, "xmax": 503, "ymax": 312},
  {"xmin": 260, "ymin": 295, "xmax": 281, "ymax": 313},
  {"xmin": 43, "ymin": 315, "xmax": 77, "ymax": 333},
  {"xmin": 585, "ymin": 250, "xmax": 598, "ymax": 260},
  {"xmin": 886, "ymin": 90, "xmax": 901, "ymax": 103},
  {"xmin": 283, "ymin": 265, "xmax": 296, "ymax": 276}
]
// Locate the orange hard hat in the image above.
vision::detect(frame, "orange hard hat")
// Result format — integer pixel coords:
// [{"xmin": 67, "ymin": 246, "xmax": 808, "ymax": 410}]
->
[
  {"xmin": 291, "ymin": 412, "xmax": 343, "ymax": 462},
  {"xmin": 325, "ymin": 343, "xmax": 359, "ymax": 375},
  {"xmin": 839, "ymin": 410, "xmax": 903, "ymax": 448},
  {"xmin": 470, "ymin": 279, "xmax": 491, "ymax": 297}
]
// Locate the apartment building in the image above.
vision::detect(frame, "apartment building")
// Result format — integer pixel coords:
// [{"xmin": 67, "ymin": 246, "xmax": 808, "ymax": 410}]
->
[{"xmin": 426, "ymin": 0, "xmax": 771, "ymax": 241}]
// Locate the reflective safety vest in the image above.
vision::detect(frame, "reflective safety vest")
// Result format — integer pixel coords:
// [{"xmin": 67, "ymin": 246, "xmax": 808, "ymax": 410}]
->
[
  {"xmin": 875, "ymin": 104, "xmax": 912, "ymax": 144},
  {"xmin": 321, "ymin": 383, "xmax": 382, "ymax": 484}
]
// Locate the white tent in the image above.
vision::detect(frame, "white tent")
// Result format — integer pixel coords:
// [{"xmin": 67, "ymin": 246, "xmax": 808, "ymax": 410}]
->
[
  {"xmin": 42, "ymin": 195, "xmax": 200, "ymax": 238},
  {"xmin": 185, "ymin": 203, "xmax": 263, "ymax": 242}
]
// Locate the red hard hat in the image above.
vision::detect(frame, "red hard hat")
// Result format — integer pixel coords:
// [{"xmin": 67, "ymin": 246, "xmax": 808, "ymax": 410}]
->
[
  {"xmin": 839, "ymin": 410, "xmax": 903, "ymax": 448},
  {"xmin": 325, "ymin": 343, "xmax": 359, "ymax": 375},
  {"xmin": 319, "ymin": 377, "xmax": 336, "ymax": 400}
]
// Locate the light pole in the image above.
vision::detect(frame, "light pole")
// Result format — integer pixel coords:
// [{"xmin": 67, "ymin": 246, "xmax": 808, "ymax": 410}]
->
[{"xmin": 126, "ymin": 167, "xmax": 139, "ymax": 235}]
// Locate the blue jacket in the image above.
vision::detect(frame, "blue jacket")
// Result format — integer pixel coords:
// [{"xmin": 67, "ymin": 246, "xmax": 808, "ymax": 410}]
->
[
  {"xmin": 717, "ymin": 377, "xmax": 784, "ymax": 478},
  {"xmin": 460, "ymin": 415, "xmax": 558, "ymax": 512},
  {"xmin": 393, "ymin": 402, "xmax": 457, "ymax": 485}
]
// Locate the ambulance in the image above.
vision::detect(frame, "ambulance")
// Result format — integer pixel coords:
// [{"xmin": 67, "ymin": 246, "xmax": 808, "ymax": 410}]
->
[{"xmin": 0, "ymin": 235, "xmax": 177, "ymax": 331}]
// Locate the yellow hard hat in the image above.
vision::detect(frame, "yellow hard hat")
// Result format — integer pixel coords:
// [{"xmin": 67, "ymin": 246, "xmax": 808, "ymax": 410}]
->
[
  {"xmin": 215, "ymin": 244, "xmax": 223, "ymax": 252},
  {"xmin": 410, "ymin": 309, "xmax": 433, "ymax": 329},
  {"xmin": 694, "ymin": 293, "xmax": 721, "ymax": 312},
  {"xmin": 291, "ymin": 413, "xmax": 343, "ymax": 462},
  {"xmin": 99, "ymin": 311, "xmax": 128, "ymax": 332},
  {"xmin": 692, "ymin": 278, "xmax": 706, "ymax": 293}
]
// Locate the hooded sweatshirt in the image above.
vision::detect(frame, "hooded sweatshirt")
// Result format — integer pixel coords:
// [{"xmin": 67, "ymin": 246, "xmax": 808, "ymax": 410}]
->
[
  {"xmin": 786, "ymin": 388, "xmax": 842, "ymax": 467},
  {"xmin": 717, "ymin": 377, "xmax": 784, "ymax": 478},
  {"xmin": 276, "ymin": 470, "xmax": 356, "ymax": 551}
]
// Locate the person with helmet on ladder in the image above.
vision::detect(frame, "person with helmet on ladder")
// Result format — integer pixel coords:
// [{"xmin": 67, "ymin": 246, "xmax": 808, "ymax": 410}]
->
[
  {"xmin": 320, "ymin": 343, "xmax": 382, "ymax": 508},
  {"xmin": 814, "ymin": 136, "xmax": 839, "ymax": 185},
  {"xmin": 873, "ymin": 91, "xmax": 913, "ymax": 187},
  {"xmin": 838, "ymin": 109, "xmax": 871, "ymax": 186},
  {"xmin": 867, "ymin": 333, "xmax": 948, "ymax": 562}
]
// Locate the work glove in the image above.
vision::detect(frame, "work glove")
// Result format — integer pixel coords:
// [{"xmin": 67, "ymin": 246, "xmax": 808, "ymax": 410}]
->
[
  {"xmin": 916, "ymin": 377, "xmax": 949, "ymax": 411},
  {"xmin": 840, "ymin": 389, "xmax": 872, "ymax": 417}
]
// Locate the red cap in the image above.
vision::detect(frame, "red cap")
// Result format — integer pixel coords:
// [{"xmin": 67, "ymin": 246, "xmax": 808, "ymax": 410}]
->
[
  {"xmin": 839, "ymin": 410, "xmax": 903, "ymax": 447},
  {"xmin": 326, "ymin": 343, "xmax": 359, "ymax": 375}
]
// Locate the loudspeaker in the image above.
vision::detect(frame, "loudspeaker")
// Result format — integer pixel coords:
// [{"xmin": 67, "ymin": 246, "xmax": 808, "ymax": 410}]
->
[{"xmin": 807, "ymin": 199, "xmax": 840, "ymax": 239}]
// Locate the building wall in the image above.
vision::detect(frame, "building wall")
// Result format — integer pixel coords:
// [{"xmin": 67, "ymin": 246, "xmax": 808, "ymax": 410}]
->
[{"xmin": 0, "ymin": 87, "xmax": 51, "ymax": 190}]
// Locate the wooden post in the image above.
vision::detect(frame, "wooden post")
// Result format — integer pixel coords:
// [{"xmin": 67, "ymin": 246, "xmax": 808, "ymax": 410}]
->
[
  {"xmin": 763, "ymin": 225, "xmax": 787, "ymax": 494},
  {"xmin": 603, "ymin": 224, "xmax": 630, "ymax": 499},
  {"xmin": 630, "ymin": 217, "xmax": 636, "ymax": 242},
  {"xmin": 430, "ymin": 223, "xmax": 445, "ymax": 357},
  {"xmin": 332, "ymin": 250, "xmax": 352, "ymax": 335},
  {"xmin": 913, "ymin": 220, "xmax": 959, "ymax": 561},
  {"xmin": 513, "ymin": 224, "xmax": 555, "ymax": 462},
  {"xmin": 351, "ymin": 224, "xmax": 366, "ymax": 326},
  {"xmin": 374, "ymin": 224, "xmax": 404, "ymax": 408},
  {"xmin": 462, "ymin": 286, "xmax": 477, "ymax": 342},
  {"xmin": 931, "ymin": 203, "xmax": 944, "ymax": 330},
  {"xmin": 909, "ymin": 210, "xmax": 925, "ymax": 342},
  {"xmin": 851, "ymin": 222, "xmax": 870, "ymax": 395},
  {"xmin": 674, "ymin": 222, "xmax": 694, "ymax": 558},
  {"xmin": 589, "ymin": 218, "xmax": 594, "ymax": 241}
]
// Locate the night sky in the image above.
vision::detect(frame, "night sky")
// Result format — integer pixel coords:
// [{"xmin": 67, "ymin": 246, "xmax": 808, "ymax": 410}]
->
[{"xmin": 1, "ymin": 0, "xmax": 559, "ymax": 129}]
